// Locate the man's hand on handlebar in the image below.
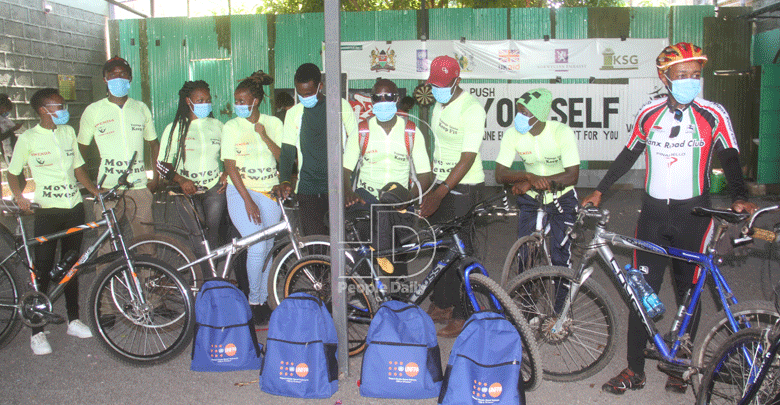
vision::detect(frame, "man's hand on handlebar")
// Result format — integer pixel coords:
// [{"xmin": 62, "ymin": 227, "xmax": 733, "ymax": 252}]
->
[
  {"xmin": 580, "ymin": 190, "xmax": 602, "ymax": 208},
  {"xmin": 273, "ymin": 182, "xmax": 294, "ymax": 200},
  {"xmin": 344, "ymin": 189, "xmax": 364, "ymax": 208},
  {"xmin": 511, "ymin": 179, "xmax": 532, "ymax": 196},
  {"xmin": 13, "ymin": 195, "xmax": 32, "ymax": 213},
  {"xmin": 176, "ymin": 177, "xmax": 198, "ymax": 195},
  {"xmin": 732, "ymin": 199, "xmax": 758, "ymax": 215}
]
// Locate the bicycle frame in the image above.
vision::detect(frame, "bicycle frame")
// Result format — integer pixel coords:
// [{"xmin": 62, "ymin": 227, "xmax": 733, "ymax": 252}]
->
[
  {"xmin": 562, "ymin": 210, "xmax": 744, "ymax": 368},
  {"xmin": 171, "ymin": 197, "xmax": 302, "ymax": 279}
]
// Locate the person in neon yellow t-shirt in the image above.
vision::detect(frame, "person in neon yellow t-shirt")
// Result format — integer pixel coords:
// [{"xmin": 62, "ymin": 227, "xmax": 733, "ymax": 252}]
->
[
  {"xmin": 157, "ymin": 80, "xmax": 227, "ymax": 259},
  {"xmin": 77, "ymin": 57, "xmax": 159, "ymax": 250},
  {"xmin": 222, "ymin": 71, "xmax": 283, "ymax": 325},
  {"xmin": 495, "ymin": 87, "xmax": 580, "ymax": 269},
  {"xmin": 7, "ymin": 89, "xmax": 100, "ymax": 355},
  {"xmin": 421, "ymin": 55, "xmax": 486, "ymax": 339},
  {"xmin": 342, "ymin": 79, "xmax": 433, "ymax": 277}
]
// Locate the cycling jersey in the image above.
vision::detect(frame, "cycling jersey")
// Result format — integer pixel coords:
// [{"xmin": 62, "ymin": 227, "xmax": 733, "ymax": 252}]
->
[
  {"xmin": 8, "ymin": 124, "xmax": 84, "ymax": 209},
  {"xmin": 495, "ymin": 120, "xmax": 580, "ymax": 204},
  {"xmin": 430, "ymin": 92, "xmax": 485, "ymax": 185},
  {"xmin": 159, "ymin": 118, "xmax": 223, "ymax": 190},
  {"xmin": 77, "ymin": 98, "xmax": 157, "ymax": 189},
  {"xmin": 343, "ymin": 116, "xmax": 431, "ymax": 198},
  {"xmin": 625, "ymin": 97, "xmax": 739, "ymax": 200},
  {"xmin": 221, "ymin": 114, "xmax": 282, "ymax": 193}
]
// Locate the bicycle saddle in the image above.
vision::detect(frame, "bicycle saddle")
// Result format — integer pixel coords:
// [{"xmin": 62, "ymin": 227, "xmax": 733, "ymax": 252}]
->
[{"xmin": 691, "ymin": 207, "xmax": 749, "ymax": 223}]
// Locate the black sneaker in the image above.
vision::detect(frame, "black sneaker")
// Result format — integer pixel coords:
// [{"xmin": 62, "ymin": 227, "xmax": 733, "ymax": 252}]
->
[
  {"xmin": 251, "ymin": 303, "xmax": 272, "ymax": 326},
  {"xmin": 602, "ymin": 368, "xmax": 646, "ymax": 395}
]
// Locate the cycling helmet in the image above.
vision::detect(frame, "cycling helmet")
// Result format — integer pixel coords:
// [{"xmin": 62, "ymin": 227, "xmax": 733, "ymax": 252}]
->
[{"xmin": 656, "ymin": 42, "xmax": 708, "ymax": 71}]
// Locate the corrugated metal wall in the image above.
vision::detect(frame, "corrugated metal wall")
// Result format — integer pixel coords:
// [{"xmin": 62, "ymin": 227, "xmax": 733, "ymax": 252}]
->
[{"xmin": 114, "ymin": 6, "xmax": 761, "ymax": 175}]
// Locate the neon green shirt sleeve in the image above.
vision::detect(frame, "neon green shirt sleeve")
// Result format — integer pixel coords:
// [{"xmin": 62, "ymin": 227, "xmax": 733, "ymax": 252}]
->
[
  {"xmin": 495, "ymin": 127, "xmax": 521, "ymax": 168},
  {"xmin": 461, "ymin": 98, "xmax": 487, "ymax": 154},
  {"xmin": 557, "ymin": 123, "xmax": 581, "ymax": 168},
  {"xmin": 411, "ymin": 126, "xmax": 431, "ymax": 174}
]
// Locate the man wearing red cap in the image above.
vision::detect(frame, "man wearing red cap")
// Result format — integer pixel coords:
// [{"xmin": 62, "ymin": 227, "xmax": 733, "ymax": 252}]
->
[{"xmin": 421, "ymin": 55, "xmax": 486, "ymax": 338}]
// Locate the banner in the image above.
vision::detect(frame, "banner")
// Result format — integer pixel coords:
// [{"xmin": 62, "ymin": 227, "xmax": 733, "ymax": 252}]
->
[
  {"xmin": 457, "ymin": 80, "xmax": 667, "ymax": 164},
  {"xmin": 336, "ymin": 38, "xmax": 668, "ymax": 81}
]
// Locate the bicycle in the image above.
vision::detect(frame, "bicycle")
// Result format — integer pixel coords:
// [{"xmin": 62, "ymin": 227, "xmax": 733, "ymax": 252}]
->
[
  {"xmin": 281, "ymin": 191, "xmax": 545, "ymax": 391},
  {"xmin": 0, "ymin": 153, "xmax": 195, "ymax": 365},
  {"xmin": 499, "ymin": 182, "xmax": 570, "ymax": 287},
  {"xmin": 508, "ymin": 203, "xmax": 779, "ymax": 383},
  {"xmin": 695, "ymin": 204, "xmax": 780, "ymax": 404}
]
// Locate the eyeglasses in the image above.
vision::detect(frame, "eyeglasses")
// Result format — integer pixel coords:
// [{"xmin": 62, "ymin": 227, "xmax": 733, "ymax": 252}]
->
[
  {"xmin": 44, "ymin": 103, "xmax": 68, "ymax": 111},
  {"xmin": 371, "ymin": 93, "xmax": 398, "ymax": 103}
]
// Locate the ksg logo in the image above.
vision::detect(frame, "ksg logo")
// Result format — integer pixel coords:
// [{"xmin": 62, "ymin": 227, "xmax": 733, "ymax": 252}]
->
[{"xmin": 600, "ymin": 48, "xmax": 639, "ymax": 71}]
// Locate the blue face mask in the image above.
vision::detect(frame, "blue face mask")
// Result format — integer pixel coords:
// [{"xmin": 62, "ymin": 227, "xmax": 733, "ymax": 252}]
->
[
  {"xmin": 668, "ymin": 77, "xmax": 701, "ymax": 105},
  {"xmin": 298, "ymin": 93, "xmax": 319, "ymax": 109},
  {"xmin": 190, "ymin": 102, "xmax": 212, "ymax": 119},
  {"xmin": 431, "ymin": 82, "xmax": 456, "ymax": 105},
  {"xmin": 49, "ymin": 109, "xmax": 69, "ymax": 125},
  {"xmin": 372, "ymin": 101, "xmax": 397, "ymax": 122},
  {"xmin": 234, "ymin": 100, "xmax": 255, "ymax": 119},
  {"xmin": 106, "ymin": 78, "xmax": 131, "ymax": 98},
  {"xmin": 514, "ymin": 112, "xmax": 533, "ymax": 134}
]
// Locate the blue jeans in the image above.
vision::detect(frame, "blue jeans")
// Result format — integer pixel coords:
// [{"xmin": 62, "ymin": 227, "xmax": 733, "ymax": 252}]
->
[{"xmin": 226, "ymin": 185, "xmax": 281, "ymax": 305}]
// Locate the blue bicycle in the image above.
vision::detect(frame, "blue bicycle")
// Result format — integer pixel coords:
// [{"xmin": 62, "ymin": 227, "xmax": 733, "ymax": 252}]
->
[{"xmin": 508, "ymin": 204, "xmax": 779, "ymax": 383}]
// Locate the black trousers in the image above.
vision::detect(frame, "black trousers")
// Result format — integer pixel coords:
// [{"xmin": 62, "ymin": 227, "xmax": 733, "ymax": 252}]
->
[
  {"xmin": 298, "ymin": 193, "xmax": 329, "ymax": 237},
  {"xmin": 429, "ymin": 183, "xmax": 484, "ymax": 319},
  {"xmin": 627, "ymin": 193, "xmax": 711, "ymax": 374},
  {"xmin": 32, "ymin": 204, "xmax": 85, "ymax": 334}
]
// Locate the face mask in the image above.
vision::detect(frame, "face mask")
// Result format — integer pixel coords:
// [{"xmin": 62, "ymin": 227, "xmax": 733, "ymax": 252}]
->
[
  {"xmin": 298, "ymin": 93, "xmax": 319, "ymax": 109},
  {"xmin": 234, "ymin": 100, "xmax": 255, "ymax": 119},
  {"xmin": 190, "ymin": 102, "xmax": 212, "ymax": 119},
  {"xmin": 372, "ymin": 101, "xmax": 397, "ymax": 122},
  {"xmin": 49, "ymin": 109, "xmax": 69, "ymax": 125},
  {"xmin": 514, "ymin": 112, "xmax": 533, "ymax": 134},
  {"xmin": 667, "ymin": 77, "xmax": 701, "ymax": 105},
  {"xmin": 431, "ymin": 81, "xmax": 456, "ymax": 105},
  {"xmin": 106, "ymin": 78, "xmax": 131, "ymax": 98}
]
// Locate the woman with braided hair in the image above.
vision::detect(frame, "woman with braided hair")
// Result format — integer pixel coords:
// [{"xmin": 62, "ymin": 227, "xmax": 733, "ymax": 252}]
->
[
  {"xmin": 221, "ymin": 71, "xmax": 283, "ymax": 324},
  {"xmin": 157, "ymin": 80, "xmax": 227, "ymax": 259}
]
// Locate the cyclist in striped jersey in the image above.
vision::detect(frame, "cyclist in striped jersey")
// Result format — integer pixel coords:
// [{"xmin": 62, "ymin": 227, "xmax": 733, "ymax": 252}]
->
[{"xmin": 582, "ymin": 42, "xmax": 757, "ymax": 395}]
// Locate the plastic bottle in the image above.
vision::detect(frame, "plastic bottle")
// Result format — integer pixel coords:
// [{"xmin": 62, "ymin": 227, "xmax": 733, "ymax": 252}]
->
[
  {"xmin": 50, "ymin": 250, "xmax": 79, "ymax": 283},
  {"xmin": 625, "ymin": 264, "xmax": 665, "ymax": 318}
]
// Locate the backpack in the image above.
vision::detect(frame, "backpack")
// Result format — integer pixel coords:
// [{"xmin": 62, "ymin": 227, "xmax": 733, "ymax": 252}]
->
[
  {"xmin": 260, "ymin": 292, "xmax": 338, "ymax": 398},
  {"xmin": 360, "ymin": 300, "xmax": 443, "ymax": 399},
  {"xmin": 352, "ymin": 118, "xmax": 422, "ymax": 204},
  {"xmin": 438, "ymin": 311, "xmax": 525, "ymax": 405},
  {"xmin": 190, "ymin": 278, "xmax": 262, "ymax": 372}
]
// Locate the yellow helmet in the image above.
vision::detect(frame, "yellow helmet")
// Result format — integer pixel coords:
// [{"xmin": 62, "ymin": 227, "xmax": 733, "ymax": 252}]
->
[{"xmin": 656, "ymin": 42, "xmax": 708, "ymax": 72}]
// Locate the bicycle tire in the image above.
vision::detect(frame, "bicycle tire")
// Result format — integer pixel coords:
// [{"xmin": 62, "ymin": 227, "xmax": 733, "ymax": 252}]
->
[
  {"xmin": 267, "ymin": 235, "xmax": 331, "ymax": 310},
  {"xmin": 0, "ymin": 261, "xmax": 24, "ymax": 350},
  {"xmin": 500, "ymin": 234, "xmax": 551, "ymax": 287},
  {"xmin": 88, "ymin": 256, "xmax": 195, "ymax": 366},
  {"xmin": 128, "ymin": 234, "xmax": 202, "ymax": 292},
  {"xmin": 507, "ymin": 265, "xmax": 618, "ymax": 382},
  {"xmin": 695, "ymin": 328, "xmax": 780, "ymax": 405},
  {"xmin": 282, "ymin": 254, "xmax": 375, "ymax": 357},
  {"xmin": 462, "ymin": 272, "xmax": 544, "ymax": 391},
  {"xmin": 694, "ymin": 300, "xmax": 780, "ymax": 373}
]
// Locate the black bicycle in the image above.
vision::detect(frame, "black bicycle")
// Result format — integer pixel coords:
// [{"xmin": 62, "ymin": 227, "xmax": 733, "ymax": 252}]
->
[{"xmin": 281, "ymin": 190, "xmax": 544, "ymax": 391}]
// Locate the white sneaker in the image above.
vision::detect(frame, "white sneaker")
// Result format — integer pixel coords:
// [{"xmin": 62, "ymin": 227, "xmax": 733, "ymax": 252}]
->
[
  {"xmin": 31, "ymin": 332, "xmax": 52, "ymax": 355},
  {"xmin": 66, "ymin": 320, "xmax": 93, "ymax": 339}
]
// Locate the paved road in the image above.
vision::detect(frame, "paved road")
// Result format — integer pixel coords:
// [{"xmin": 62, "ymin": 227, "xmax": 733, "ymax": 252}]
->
[{"xmin": 1, "ymin": 189, "xmax": 778, "ymax": 404}]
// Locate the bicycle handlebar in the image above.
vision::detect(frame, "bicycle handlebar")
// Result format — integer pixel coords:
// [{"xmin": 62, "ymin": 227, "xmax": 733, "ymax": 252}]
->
[{"xmin": 734, "ymin": 204, "xmax": 780, "ymax": 246}]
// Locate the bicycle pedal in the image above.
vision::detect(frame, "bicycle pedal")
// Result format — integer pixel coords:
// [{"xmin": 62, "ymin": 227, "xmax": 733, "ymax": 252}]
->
[
  {"xmin": 38, "ymin": 310, "xmax": 66, "ymax": 325},
  {"xmin": 643, "ymin": 347, "xmax": 664, "ymax": 361},
  {"xmin": 657, "ymin": 359, "xmax": 693, "ymax": 380}
]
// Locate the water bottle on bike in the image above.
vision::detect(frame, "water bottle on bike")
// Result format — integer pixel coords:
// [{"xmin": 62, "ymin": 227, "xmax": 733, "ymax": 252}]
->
[{"xmin": 625, "ymin": 265, "xmax": 665, "ymax": 318}]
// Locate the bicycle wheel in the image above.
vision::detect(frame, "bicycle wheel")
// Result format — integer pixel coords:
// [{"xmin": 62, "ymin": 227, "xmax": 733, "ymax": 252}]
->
[
  {"xmin": 507, "ymin": 265, "xmax": 617, "ymax": 382},
  {"xmin": 128, "ymin": 234, "xmax": 202, "ymax": 292},
  {"xmin": 88, "ymin": 256, "xmax": 195, "ymax": 366},
  {"xmin": 267, "ymin": 235, "xmax": 330, "ymax": 310},
  {"xmin": 462, "ymin": 272, "xmax": 544, "ymax": 391},
  {"xmin": 696, "ymin": 328, "xmax": 780, "ymax": 405},
  {"xmin": 500, "ymin": 235, "xmax": 551, "ymax": 287},
  {"xmin": 694, "ymin": 300, "xmax": 780, "ymax": 373},
  {"xmin": 0, "ymin": 260, "xmax": 24, "ymax": 350},
  {"xmin": 283, "ymin": 254, "xmax": 375, "ymax": 356}
]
